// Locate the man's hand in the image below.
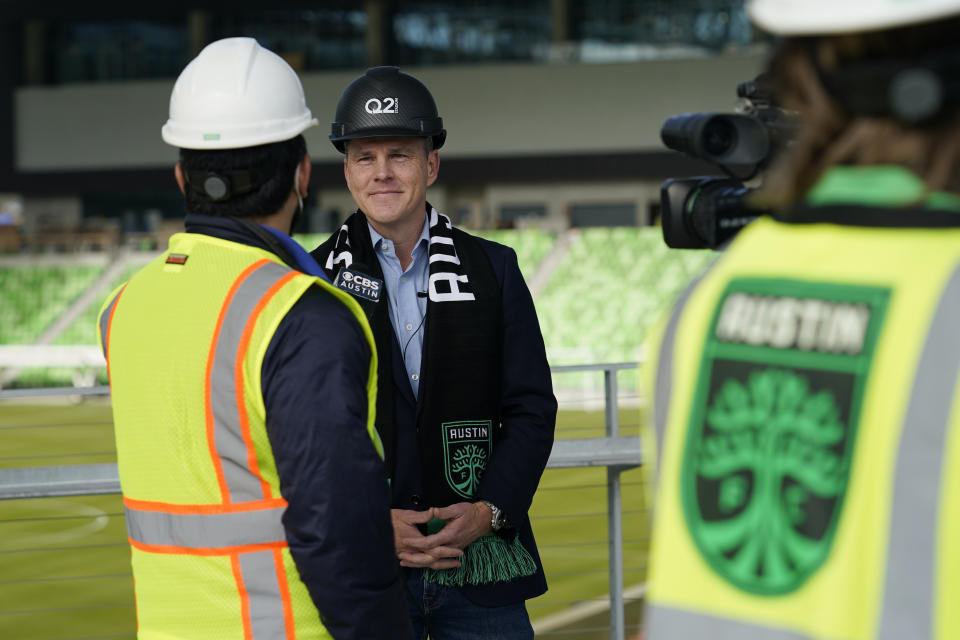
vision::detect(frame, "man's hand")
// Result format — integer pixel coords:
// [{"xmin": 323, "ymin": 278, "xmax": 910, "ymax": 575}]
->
[
  {"xmin": 391, "ymin": 508, "xmax": 463, "ymax": 570},
  {"xmin": 402, "ymin": 502, "xmax": 492, "ymax": 555}
]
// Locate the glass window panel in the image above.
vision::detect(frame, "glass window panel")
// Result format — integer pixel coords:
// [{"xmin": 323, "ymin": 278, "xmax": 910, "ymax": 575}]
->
[
  {"xmin": 500, "ymin": 204, "xmax": 547, "ymax": 227},
  {"xmin": 210, "ymin": 7, "xmax": 367, "ymax": 71},
  {"xmin": 49, "ymin": 20, "xmax": 187, "ymax": 84},
  {"xmin": 570, "ymin": 0, "xmax": 755, "ymax": 59},
  {"xmin": 392, "ymin": 1, "xmax": 551, "ymax": 65},
  {"xmin": 570, "ymin": 202, "xmax": 636, "ymax": 227}
]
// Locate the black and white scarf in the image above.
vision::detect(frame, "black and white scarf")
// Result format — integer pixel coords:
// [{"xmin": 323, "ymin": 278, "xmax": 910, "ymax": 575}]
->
[
  {"xmin": 324, "ymin": 206, "xmax": 476, "ymax": 303},
  {"xmin": 312, "ymin": 204, "xmax": 537, "ymax": 587}
]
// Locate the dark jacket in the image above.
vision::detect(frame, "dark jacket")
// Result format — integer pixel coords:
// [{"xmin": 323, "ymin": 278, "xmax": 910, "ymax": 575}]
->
[
  {"xmin": 314, "ymin": 225, "xmax": 558, "ymax": 607},
  {"xmin": 185, "ymin": 214, "xmax": 412, "ymax": 639}
]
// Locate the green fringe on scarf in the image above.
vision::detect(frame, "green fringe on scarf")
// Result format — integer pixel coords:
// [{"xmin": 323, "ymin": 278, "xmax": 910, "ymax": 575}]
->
[{"xmin": 423, "ymin": 518, "xmax": 537, "ymax": 587}]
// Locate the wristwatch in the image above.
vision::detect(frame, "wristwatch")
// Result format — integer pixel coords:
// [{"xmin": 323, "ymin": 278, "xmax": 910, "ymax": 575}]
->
[{"xmin": 480, "ymin": 500, "xmax": 507, "ymax": 531}]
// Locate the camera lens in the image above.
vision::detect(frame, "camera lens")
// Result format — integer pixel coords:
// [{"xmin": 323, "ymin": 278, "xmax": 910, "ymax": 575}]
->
[{"xmin": 702, "ymin": 117, "xmax": 737, "ymax": 158}]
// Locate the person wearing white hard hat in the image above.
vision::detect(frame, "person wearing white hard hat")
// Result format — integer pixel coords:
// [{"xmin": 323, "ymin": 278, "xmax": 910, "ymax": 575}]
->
[
  {"xmin": 642, "ymin": 2, "xmax": 960, "ymax": 639},
  {"xmin": 97, "ymin": 38, "xmax": 413, "ymax": 639}
]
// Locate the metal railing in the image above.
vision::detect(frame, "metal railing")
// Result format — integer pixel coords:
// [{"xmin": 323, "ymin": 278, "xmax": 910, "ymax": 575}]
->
[
  {"xmin": 547, "ymin": 363, "xmax": 641, "ymax": 640},
  {"xmin": 0, "ymin": 363, "xmax": 644, "ymax": 640}
]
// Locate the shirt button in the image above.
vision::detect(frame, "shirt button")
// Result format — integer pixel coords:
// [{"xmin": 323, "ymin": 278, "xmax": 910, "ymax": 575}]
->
[
  {"xmin": 401, "ymin": 276, "xmax": 407, "ymax": 282},
  {"xmin": 405, "ymin": 323, "xmax": 414, "ymax": 331},
  {"xmin": 411, "ymin": 494, "xmax": 423, "ymax": 506},
  {"xmin": 411, "ymin": 374, "xmax": 419, "ymax": 381}
]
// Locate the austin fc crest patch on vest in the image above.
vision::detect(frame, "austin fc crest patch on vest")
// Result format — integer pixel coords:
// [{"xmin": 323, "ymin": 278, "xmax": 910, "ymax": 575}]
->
[
  {"xmin": 442, "ymin": 420, "xmax": 493, "ymax": 499},
  {"xmin": 682, "ymin": 278, "xmax": 889, "ymax": 595}
]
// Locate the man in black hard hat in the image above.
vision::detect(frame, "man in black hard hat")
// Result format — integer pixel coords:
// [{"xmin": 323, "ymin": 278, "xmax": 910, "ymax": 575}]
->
[{"xmin": 312, "ymin": 66, "xmax": 557, "ymax": 638}]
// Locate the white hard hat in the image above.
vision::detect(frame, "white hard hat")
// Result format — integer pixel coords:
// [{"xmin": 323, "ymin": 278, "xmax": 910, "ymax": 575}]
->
[
  {"xmin": 161, "ymin": 37, "xmax": 318, "ymax": 150},
  {"xmin": 748, "ymin": 0, "xmax": 960, "ymax": 35}
]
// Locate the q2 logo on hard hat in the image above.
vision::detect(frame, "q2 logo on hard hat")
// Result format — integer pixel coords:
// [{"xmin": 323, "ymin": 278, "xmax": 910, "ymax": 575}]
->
[{"xmin": 365, "ymin": 98, "xmax": 398, "ymax": 114}]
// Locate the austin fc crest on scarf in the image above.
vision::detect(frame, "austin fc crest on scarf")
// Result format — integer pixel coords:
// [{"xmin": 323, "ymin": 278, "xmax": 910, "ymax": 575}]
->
[
  {"xmin": 442, "ymin": 420, "xmax": 493, "ymax": 499},
  {"xmin": 682, "ymin": 278, "xmax": 889, "ymax": 595}
]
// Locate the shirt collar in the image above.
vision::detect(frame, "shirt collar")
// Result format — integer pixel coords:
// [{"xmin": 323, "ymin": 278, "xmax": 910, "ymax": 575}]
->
[{"xmin": 367, "ymin": 212, "xmax": 431, "ymax": 257}]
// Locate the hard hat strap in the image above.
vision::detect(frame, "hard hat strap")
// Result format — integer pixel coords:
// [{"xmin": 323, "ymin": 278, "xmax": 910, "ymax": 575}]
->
[
  {"xmin": 816, "ymin": 45, "xmax": 960, "ymax": 125},
  {"xmin": 184, "ymin": 169, "xmax": 263, "ymax": 202}
]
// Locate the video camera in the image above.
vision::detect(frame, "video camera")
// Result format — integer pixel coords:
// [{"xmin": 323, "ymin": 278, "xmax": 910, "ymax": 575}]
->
[{"xmin": 659, "ymin": 76, "xmax": 796, "ymax": 249}]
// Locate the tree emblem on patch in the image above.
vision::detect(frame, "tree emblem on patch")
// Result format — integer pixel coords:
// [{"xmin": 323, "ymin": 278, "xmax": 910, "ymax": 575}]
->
[
  {"xmin": 684, "ymin": 367, "xmax": 852, "ymax": 595},
  {"xmin": 443, "ymin": 420, "xmax": 492, "ymax": 499}
]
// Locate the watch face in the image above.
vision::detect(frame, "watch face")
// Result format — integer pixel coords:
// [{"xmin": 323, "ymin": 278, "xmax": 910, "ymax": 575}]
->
[{"xmin": 483, "ymin": 501, "xmax": 502, "ymax": 529}]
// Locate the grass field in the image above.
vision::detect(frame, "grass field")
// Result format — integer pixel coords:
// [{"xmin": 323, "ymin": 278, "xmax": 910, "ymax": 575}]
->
[{"xmin": 0, "ymin": 400, "xmax": 649, "ymax": 639}]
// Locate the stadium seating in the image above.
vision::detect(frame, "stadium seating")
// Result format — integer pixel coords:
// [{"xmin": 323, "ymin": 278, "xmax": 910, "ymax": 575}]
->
[
  {"xmin": 0, "ymin": 266, "xmax": 104, "ymax": 345},
  {"xmin": 291, "ymin": 233, "xmax": 327, "ymax": 255},
  {"xmin": 3, "ymin": 227, "xmax": 718, "ymax": 389},
  {"xmin": 52, "ymin": 265, "xmax": 142, "ymax": 346},
  {"xmin": 535, "ymin": 227, "xmax": 714, "ymax": 366},
  {"xmin": 471, "ymin": 228, "xmax": 556, "ymax": 280}
]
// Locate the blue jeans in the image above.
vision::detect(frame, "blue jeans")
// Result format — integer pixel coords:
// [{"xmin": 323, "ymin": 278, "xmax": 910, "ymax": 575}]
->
[{"xmin": 404, "ymin": 568, "xmax": 534, "ymax": 640}]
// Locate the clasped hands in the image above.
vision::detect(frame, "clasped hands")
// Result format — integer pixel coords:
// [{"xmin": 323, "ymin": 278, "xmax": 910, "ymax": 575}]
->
[{"xmin": 392, "ymin": 502, "xmax": 493, "ymax": 569}]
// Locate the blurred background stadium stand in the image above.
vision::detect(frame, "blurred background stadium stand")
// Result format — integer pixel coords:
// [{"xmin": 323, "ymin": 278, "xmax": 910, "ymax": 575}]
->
[
  {"xmin": 0, "ymin": 228, "xmax": 710, "ymax": 394},
  {"xmin": 0, "ymin": 0, "xmax": 765, "ymax": 637}
]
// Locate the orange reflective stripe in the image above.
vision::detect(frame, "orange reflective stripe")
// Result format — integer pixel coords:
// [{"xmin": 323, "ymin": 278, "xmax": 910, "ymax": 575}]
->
[
  {"xmin": 206, "ymin": 260, "xmax": 267, "ymax": 503},
  {"xmin": 234, "ymin": 269, "xmax": 300, "ymax": 502},
  {"xmin": 129, "ymin": 538, "xmax": 287, "ymax": 557},
  {"xmin": 123, "ymin": 496, "xmax": 287, "ymax": 515},
  {"xmin": 99, "ymin": 283, "xmax": 127, "ymax": 380},
  {"xmin": 208, "ymin": 260, "xmax": 296, "ymax": 504},
  {"xmin": 273, "ymin": 548, "xmax": 296, "ymax": 640},
  {"xmin": 237, "ymin": 550, "xmax": 295, "ymax": 639},
  {"xmin": 232, "ymin": 554, "xmax": 254, "ymax": 640}
]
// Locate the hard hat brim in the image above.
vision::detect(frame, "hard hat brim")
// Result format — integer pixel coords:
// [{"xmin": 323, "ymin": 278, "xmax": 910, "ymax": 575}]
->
[
  {"xmin": 163, "ymin": 117, "xmax": 319, "ymax": 150},
  {"xmin": 748, "ymin": 0, "xmax": 960, "ymax": 35},
  {"xmin": 330, "ymin": 127, "xmax": 446, "ymax": 152}
]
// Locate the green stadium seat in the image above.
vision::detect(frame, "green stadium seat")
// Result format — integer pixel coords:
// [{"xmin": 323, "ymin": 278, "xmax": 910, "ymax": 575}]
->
[
  {"xmin": 0, "ymin": 266, "xmax": 104, "ymax": 345},
  {"xmin": 3, "ymin": 227, "xmax": 720, "ymax": 388},
  {"xmin": 536, "ymin": 227, "xmax": 713, "ymax": 373},
  {"xmin": 54, "ymin": 265, "xmax": 141, "ymax": 346}
]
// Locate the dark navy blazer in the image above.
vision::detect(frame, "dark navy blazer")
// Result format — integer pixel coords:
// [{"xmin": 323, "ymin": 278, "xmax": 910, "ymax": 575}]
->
[{"xmin": 385, "ymin": 234, "xmax": 558, "ymax": 607}]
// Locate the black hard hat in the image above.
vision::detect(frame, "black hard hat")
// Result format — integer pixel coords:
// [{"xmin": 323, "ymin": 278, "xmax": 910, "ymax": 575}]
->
[{"xmin": 330, "ymin": 66, "xmax": 446, "ymax": 153}]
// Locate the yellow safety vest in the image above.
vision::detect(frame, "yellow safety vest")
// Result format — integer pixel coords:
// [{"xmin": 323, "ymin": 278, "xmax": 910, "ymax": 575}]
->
[
  {"xmin": 643, "ymin": 216, "xmax": 960, "ymax": 639},
  {"xmin": 98, "ymin": 232, "xmax": 380, "ymax": 639}
]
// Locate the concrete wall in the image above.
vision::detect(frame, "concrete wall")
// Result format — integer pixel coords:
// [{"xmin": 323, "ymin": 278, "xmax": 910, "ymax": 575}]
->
[{"xmin": 15, "ymin": 51, "xmax": 767, "ymax": 172}]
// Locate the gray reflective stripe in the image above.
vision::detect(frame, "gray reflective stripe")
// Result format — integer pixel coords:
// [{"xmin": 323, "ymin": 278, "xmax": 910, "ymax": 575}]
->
[
  {"xmin": 98, "ymin": 288, "xmax": 124, "ymax": 358},
  {"xmin": 209, "ymin": 261, "xmax": 293, "ymax": 503},
  {"xmin": 647, "ymin": 603, "xmax": 810, "ymax": 640},
  {"xmin": 238, "ymin": 550, "xmax": 290, "ymax": 639},
  {"xmin": 125, "ymin": 505, "xmax": 287, "ymax": 549},
  {"xmin": 878, "ymin": 264, "xmax": 960, "ymax": 640},
  {"xmin": 654, "ymin": 277, "xmax": 702, "ymax": 473}
]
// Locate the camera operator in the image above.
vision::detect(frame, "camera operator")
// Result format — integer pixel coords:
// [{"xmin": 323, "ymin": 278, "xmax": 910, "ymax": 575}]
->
[{"xmin": 642, "ymin": 1, "xmax": 960, "ymax": 638}]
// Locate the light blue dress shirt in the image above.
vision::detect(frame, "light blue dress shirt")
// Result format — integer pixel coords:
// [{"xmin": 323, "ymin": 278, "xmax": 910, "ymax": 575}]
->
[{"xmin": 368, "ymin": 215, "xmax": 430, "ymax": 396}]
